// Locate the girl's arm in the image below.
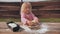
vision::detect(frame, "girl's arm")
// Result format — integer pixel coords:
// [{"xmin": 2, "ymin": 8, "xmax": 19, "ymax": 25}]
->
[
  {"xmin": 21, "ymin": 13, "xmax": 28, "ymax": 25},
  {"xmin": 21, "ymin": 17, "xmax": 28, "ymax": 25},
  {"xmin": 31, "ymin": 13, "xmax": 39, "ymax": 23},
  {"xmin": 21, "ymin": 17, "xmax": 33, "ymax": 26},
  {"xmin": 21, "ymin": 13, "xmax": 32, "ymax": 25}
]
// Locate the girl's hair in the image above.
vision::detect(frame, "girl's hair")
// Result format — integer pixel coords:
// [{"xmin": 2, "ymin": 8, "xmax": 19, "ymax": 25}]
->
[{"xmin": 21, "ymin": 2, "xmax": 32, "ymax": 13}]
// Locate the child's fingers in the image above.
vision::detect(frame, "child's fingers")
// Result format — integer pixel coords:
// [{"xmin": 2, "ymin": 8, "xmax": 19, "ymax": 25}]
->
[{"xmin": 26, "ymin": 21, "xmax": 33, "ymax": 26}]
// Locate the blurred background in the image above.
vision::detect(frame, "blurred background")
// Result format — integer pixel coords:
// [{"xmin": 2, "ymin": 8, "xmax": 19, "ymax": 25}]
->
[
  {"xmin": 0, "ymin": 0, "xmax": 60, "ymax": 2},
  {"xmin": 0, "ymin": 0, "xmax": 60, "ymax": 22}
]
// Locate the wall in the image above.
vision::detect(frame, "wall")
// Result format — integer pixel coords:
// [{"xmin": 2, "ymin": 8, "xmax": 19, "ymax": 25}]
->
[{"xmin": 0, "ymin": 2, "xmax": 60, "ymax": 18}]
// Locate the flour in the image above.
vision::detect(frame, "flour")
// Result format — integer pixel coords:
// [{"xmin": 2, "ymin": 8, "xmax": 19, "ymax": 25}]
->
[{"xmin": 20, "ymin": 24, "xmax": 49, "ymax": 34}]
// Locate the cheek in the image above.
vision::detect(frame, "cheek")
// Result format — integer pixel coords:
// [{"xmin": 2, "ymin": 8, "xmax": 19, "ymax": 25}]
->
[
  {"xmin": 24, "ymin": 10, "xmax": 27, "ymax": 12},
  {"xmin": 24, "ymin": 9, "xmax": 28, "ymax": 12},
  {"xmin": 22, "ymin": 9, "xmax": 26, "ymax": 12},
  {"xmin": 23, "ymin": 8, "xmax": 31, "ymax": 12}
]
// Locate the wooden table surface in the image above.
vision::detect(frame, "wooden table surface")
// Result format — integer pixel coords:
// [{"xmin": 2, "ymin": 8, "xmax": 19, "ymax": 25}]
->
[{"xmin": 0, "ymin": 22, "xmax": 60, "ymax": 34}]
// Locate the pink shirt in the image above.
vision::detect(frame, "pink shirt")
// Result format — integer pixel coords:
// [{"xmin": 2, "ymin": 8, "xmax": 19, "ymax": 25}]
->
[{"xmin": 21, "ymin": 12, "xmax": 38, "ymax": 24}]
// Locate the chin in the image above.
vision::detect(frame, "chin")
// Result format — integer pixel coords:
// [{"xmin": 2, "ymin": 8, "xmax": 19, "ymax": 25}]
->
[{"xmin": 6, "ymin": 21, "xmax": 24, "ymax": 32}]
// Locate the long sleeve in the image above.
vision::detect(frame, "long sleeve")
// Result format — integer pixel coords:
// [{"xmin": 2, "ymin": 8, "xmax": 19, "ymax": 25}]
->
[
  {"xmin": 21, "ymin": 12, "xmax": 28, "ymax": 24},
  {"xmin": 21, "ymin": 17, "xmax": 29, "ymax": 24},
  {"xmin": 31, "ymin": 13, "xmax": 39, "ymax": 23}
]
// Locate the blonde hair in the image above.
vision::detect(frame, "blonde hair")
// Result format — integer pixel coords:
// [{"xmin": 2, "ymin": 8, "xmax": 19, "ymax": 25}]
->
[{"xmin": 21, "ymin": 2, "xmax": 32, "ymax": 13}]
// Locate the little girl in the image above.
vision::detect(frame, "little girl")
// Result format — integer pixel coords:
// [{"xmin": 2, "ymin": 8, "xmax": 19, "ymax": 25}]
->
[{"xmin": 21, "ymin": 2, "xmax": 40, "ymax": 27}]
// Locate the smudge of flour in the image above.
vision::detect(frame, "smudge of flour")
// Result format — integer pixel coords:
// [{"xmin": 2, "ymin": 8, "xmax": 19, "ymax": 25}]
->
[{"xmin": 20, "ymin": 24, "xmax": 49, "ymax": 34}]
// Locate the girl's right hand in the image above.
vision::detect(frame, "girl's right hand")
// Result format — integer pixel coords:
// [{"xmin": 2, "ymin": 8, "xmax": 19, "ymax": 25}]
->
[{"xmin": 26, "ymin": 21, "xmax": 33, "ymax": 26}]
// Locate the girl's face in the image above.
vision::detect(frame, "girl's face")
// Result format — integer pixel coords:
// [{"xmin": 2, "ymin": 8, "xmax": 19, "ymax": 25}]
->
[
  {"xmin": 24, "ymin": 6, "xmax": 31, "ymax": 14},
  {"xmin": 23, "ymin": 3, "xmax": 32, "ymax": 14}
]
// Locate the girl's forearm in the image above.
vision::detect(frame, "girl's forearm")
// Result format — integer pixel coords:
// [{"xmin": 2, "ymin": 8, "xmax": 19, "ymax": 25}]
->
[{"xmin": 33, "ymin": 17, "xmax": 39, "ymax": 23}]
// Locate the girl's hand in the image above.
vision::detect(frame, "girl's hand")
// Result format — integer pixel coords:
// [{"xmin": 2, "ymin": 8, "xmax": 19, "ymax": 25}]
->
[
  {"xmin": 32, "ymin": 20, "xmax": 40, "ymax": 26},
  {"xmin": 32, "ymin": 20, "xmax": 36, "ymax": 23},
  {"xmin": 26, "ymin": 21, "xmax": 33, "ymax": 26}
]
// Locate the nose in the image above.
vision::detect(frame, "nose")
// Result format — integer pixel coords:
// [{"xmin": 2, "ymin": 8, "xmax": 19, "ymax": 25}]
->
[{"xmin": 27, "ymin": 8, "xmax": 30, "ymax": 11}]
